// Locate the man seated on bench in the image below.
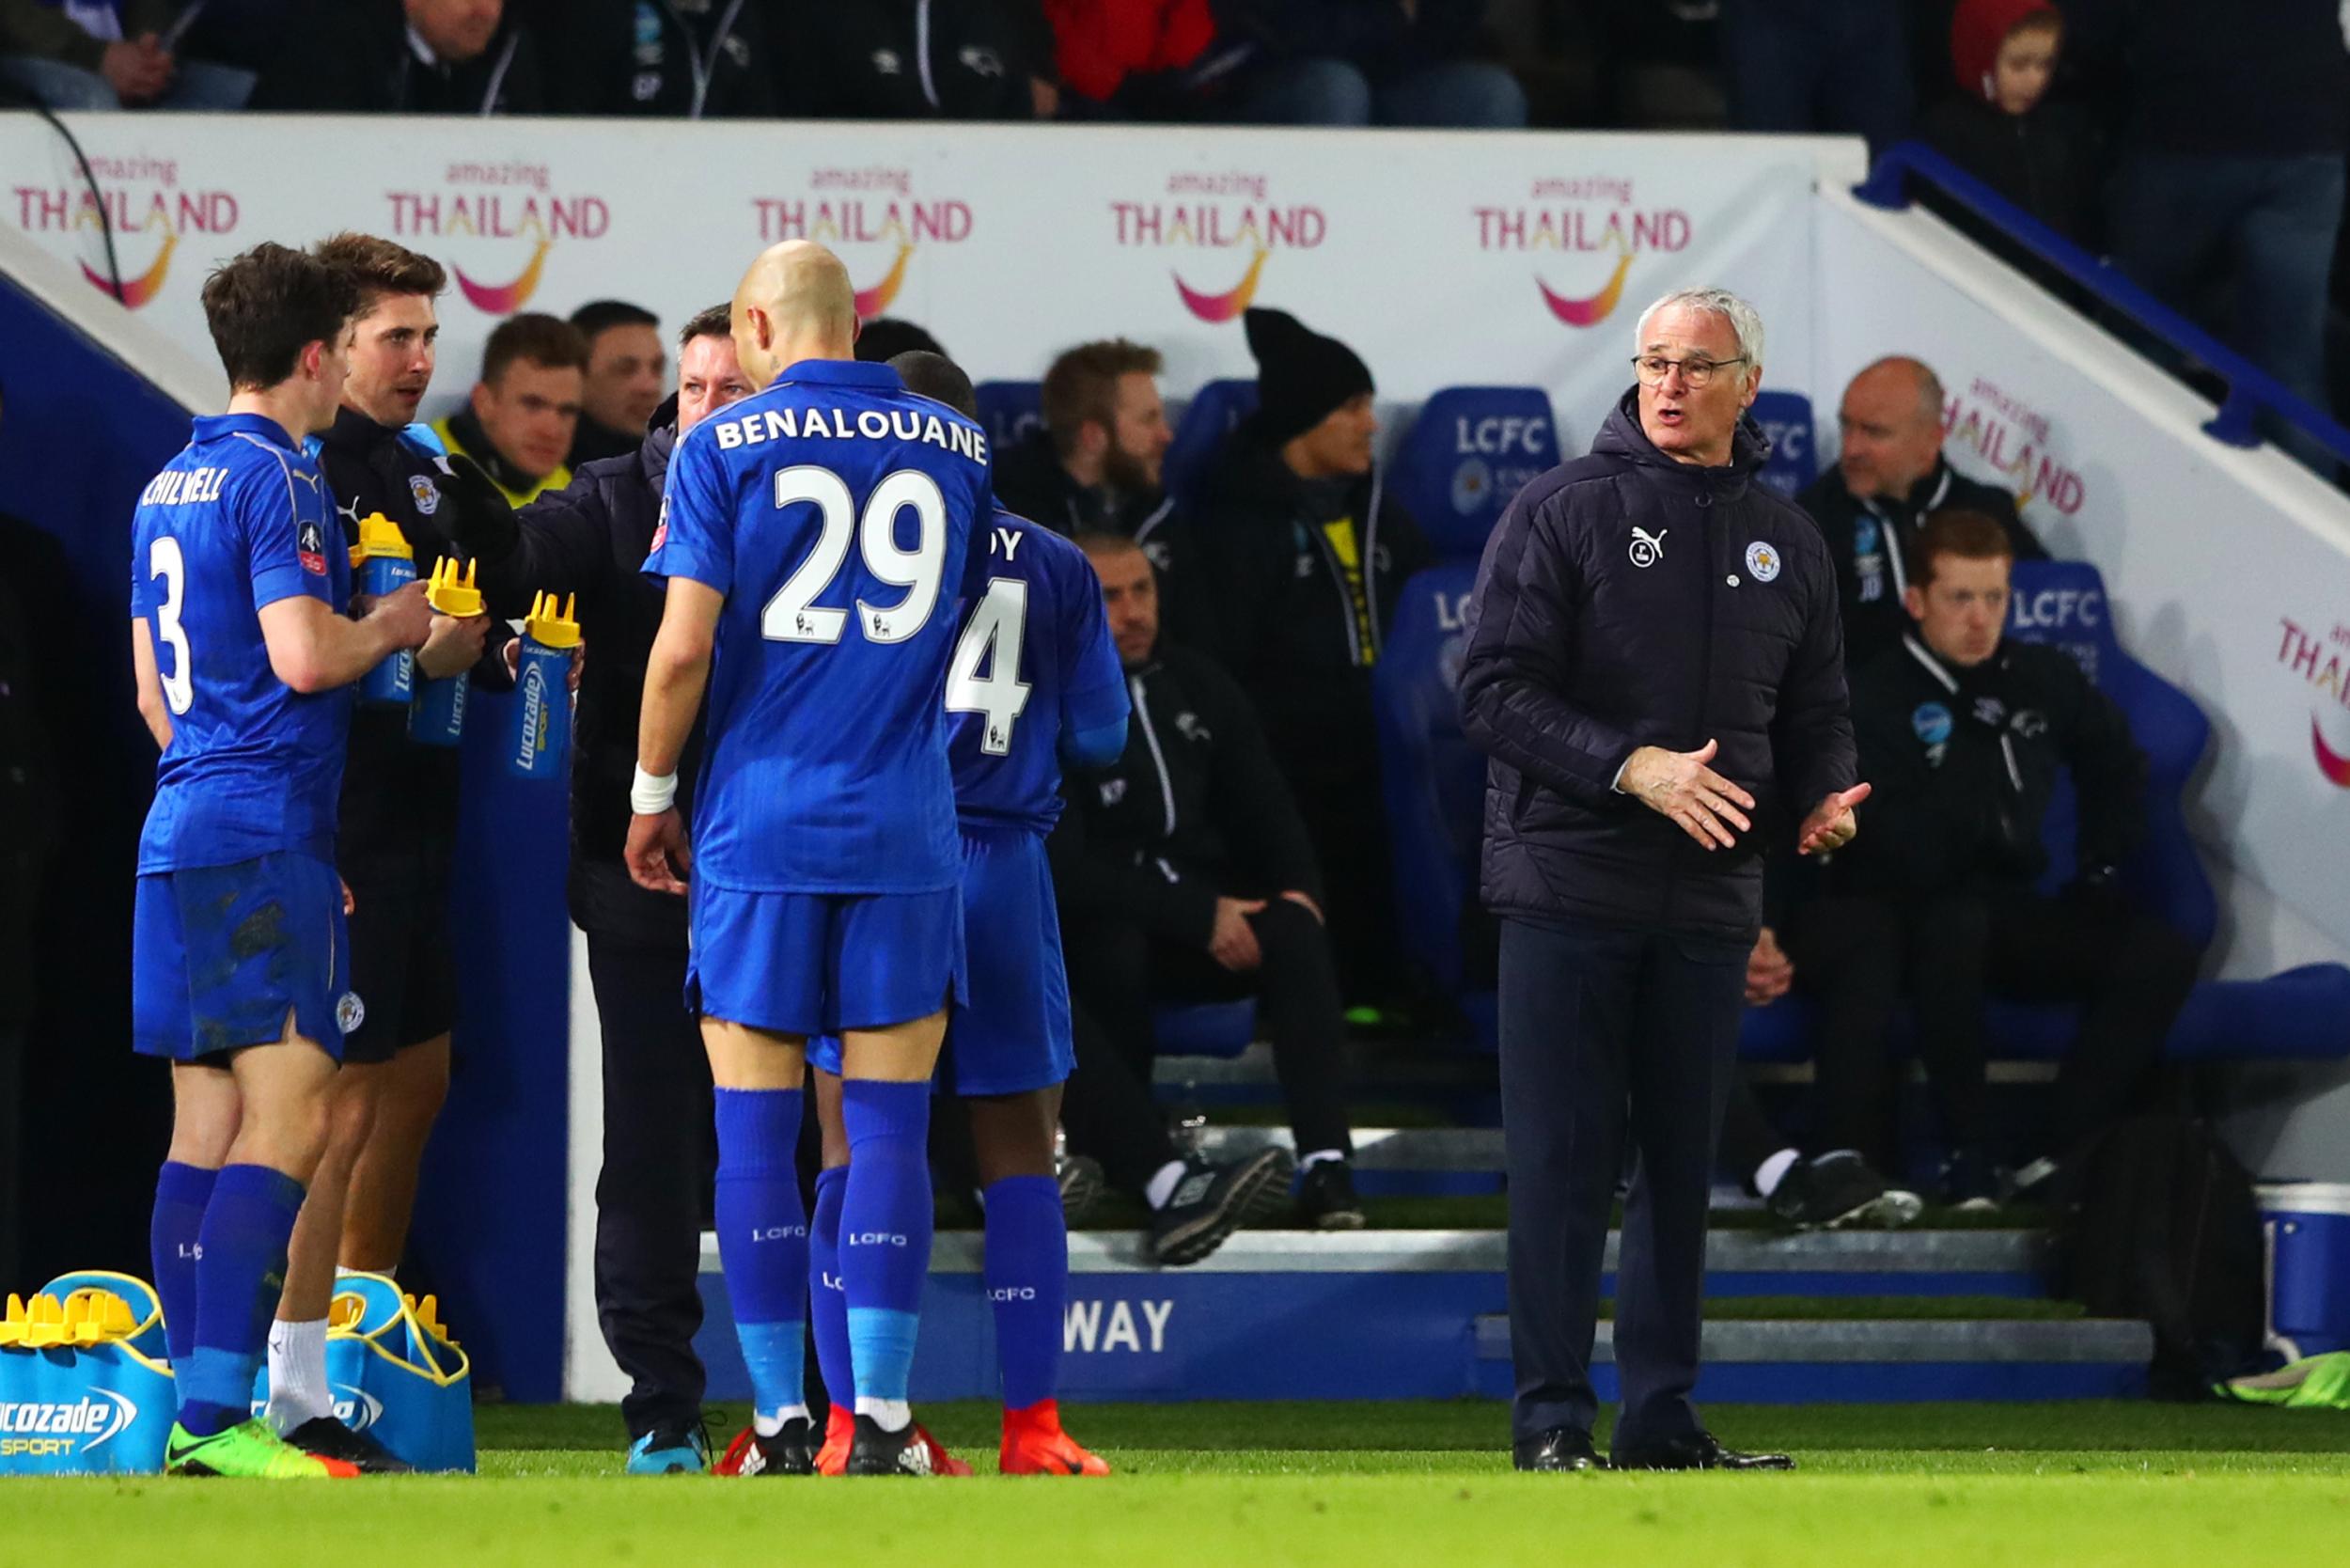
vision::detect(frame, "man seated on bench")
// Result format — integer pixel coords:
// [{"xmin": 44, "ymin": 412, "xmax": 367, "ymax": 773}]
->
[
  {"xmin": 1051, "ymin": 532, "xmax": 1364, "ymax": 1240},
  {"xmin": 1780, "ymin": 510, "xmax": 2201, "ymax": 1209}
]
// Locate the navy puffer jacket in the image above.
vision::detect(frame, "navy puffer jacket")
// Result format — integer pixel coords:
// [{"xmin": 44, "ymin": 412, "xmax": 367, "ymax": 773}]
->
[{"xmin": 1458, "ymin": 390, "xmax": 1856, "ymax": 936}]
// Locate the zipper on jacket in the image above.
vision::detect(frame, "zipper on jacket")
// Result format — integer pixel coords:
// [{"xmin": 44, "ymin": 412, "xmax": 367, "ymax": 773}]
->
[
  {"xmin": 1307, "ymin": 521, "xmax": 1366, "ymax": 666},
  {"xmin": 1364, "ymin": 464, "xmax": 1386, "ymax": 659},
  {"xmin": 1131, "ymin": 673, "xmax": 1178, "ymax": 839},
  {"xmin": 478, "ymin": 29, "xmax": 520, "ymax": 117},
  {"xmin": 1664, "ymin": 487, "xmax": 1721, "ymax": 926},
  {"xmin": 671, "ymin": 0, "xmax": 749, "ymax": 119}
]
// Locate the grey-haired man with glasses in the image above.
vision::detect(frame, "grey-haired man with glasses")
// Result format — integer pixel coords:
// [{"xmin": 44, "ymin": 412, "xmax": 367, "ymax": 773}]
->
[{"xmin": 1458, "ymin": 288, "xmax": 1867, "ymax": 1473}]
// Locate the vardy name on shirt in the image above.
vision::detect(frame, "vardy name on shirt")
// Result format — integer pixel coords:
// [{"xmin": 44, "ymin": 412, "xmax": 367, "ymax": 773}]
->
[{"xmin": 709, "ymin": 403, "xmax": 989, "ymax": 465}]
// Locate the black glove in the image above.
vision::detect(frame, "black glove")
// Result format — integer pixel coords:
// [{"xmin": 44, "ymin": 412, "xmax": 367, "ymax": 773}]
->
[{"xmin": 435, "ymin": 450, "xmax": 518, "ymax": 559}]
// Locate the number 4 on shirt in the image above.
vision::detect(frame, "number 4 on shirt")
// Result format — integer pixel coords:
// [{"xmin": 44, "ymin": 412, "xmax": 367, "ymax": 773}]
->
[{"xmin": 947, "ymin": 577, "xmax": 1033, "ymax": 756}]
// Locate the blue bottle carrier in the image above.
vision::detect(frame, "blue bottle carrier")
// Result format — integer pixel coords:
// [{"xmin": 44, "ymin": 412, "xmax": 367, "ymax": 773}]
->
[
  {"xmin": 2260, "ymin": 1183, "xmax": 2350, "ymax": 1360},
  {"xmin": 0, "ymin": 1272, "xmax": 176, "ymax": 1475},
  {"xmin": 250, "ymin": 1271, "xmax": 476, "ymax": 1473}
]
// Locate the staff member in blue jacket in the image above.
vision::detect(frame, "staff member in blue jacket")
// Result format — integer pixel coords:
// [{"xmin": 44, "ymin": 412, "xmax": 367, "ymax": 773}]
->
[{"xmin": 1459, "ymin": 288, "xmax": 1868, "ymax": 1473}]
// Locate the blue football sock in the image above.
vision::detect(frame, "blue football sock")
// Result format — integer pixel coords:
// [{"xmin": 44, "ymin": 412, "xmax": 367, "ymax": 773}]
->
[
  {"xmin": 179, "ymin": 1164, "xmax": 305, "ymax": 1436},
  {"xmin": 713, "ymin": 1087, "xmax": 807, "ymax": 1425},
  {"xmin": 983, "ymin": 1174, "xmax": 1067, "ymax": 1412},
  {"xmin": 809, "ymin": 1164, "xmax": 854, "ymax": 1410},
  {"xmin": 150, "ymin": 1161, "xmax": 216, "ymax": 1368},
  {"xmin": 839, "ymin": 1079, "xmax": 933, "ymax": 1415}
]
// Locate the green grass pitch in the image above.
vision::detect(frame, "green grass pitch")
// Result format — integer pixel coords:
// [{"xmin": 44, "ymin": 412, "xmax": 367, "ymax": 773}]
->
[{"xmin": 7, "ymin": 1402, "xmax": 2346, "ymax": 1566}]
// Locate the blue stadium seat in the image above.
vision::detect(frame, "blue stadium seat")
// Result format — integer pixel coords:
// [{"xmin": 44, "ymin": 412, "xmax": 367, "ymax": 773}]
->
[
  {"xmin": 1373, "ymin": 562, "xmax": 1496, "ymax": 1043},
  {"xmin": 975, "ymin": 380, "xmax": 1043, "ymax": 458},
  {"xmin": 2001, "ymin": 560, "xmax": 2217, "ymax": 949},
  {"xmin": 1747, "ymin": 389, "xmax": 1817, "ymax": 497},
  {"xmin": 1164, "ymin": 379, "xmax": 1256, "ymax": 507},
  {"xmin": 1155, "ymin": 1000, "xmax": 1259, "ymax": 1059},
  {"xmin": 1389, "ymin": 387, "xmax": 1562, "ymax": 559},
  {"xmin": 1741, "ymin": 559, "xmax": 2349, "ymax": 1065}
]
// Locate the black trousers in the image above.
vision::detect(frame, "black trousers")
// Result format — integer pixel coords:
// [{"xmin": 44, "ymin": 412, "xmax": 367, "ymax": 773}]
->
[
  {"xmin": 1786, "ymin": 889, "xmax": 2201, "ymax": 1163},
  {"xmin": 582, "ymin": 928, "xmax": 714, "ymax": 1436},
  {"xmin": 1498, "ymin": 914, "xmax": 1748, "ymax": 1449},
  {"xmin": 1059, "ymin": 899, "xmax": 1355, "ymax": 1190},
  {"xmin": 1288, "ymin": 777, "xmax": 1400, "ymax": 1008}
]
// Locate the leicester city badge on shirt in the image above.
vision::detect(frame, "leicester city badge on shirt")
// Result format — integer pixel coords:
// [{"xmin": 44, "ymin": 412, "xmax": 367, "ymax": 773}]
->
[
  {"xmin": 1744, "ymin": 541, "xmax": 1781, "ymax": 583},
  {"xmin": 409, "ymin": 473, "xmax": 441, "ymax": 516}
]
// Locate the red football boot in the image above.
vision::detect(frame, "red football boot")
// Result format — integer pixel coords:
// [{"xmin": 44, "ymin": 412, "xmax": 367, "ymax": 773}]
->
[
  {"xmin": 999, "ymin": 1401, "xmax": 1111, "ymax": 1477},
  {"xmin": 814, "ymin": 1404, "xmax": 854, "ymax": 1477}
]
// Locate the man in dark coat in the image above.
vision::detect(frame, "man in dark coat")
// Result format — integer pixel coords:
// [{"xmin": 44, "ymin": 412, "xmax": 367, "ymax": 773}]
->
[
  {"xmin": 441, "ymin": 305, "xmax": 755, "ymax": 1473},
  {"xmin": 1459, "ymin": 287, "xmax": 1865, "ymax": 1473},
  {"xmin": 1196, "ymin": 306, "xmax": 1430, "ymax": 1006},
  {"xmin": 1800, "ymin": 508, "xmax": 2198, "ymax": 1205},
  {"xmin": 253, "ymin": 0, "xmax": 545, "ymax": 114},
  {"xmin": 1797, "ymin": 356, "xmax": 2046, "ymax": 666}
]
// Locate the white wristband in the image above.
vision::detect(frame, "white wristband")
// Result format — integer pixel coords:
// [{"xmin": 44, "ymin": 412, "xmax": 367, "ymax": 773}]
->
[{"xmin": 630, "ymin": 765, "xmax": 678, "ymax": 816}]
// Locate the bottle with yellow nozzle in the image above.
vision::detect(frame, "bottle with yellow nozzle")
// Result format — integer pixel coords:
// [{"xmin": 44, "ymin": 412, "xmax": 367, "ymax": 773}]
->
[
  {"xmin": 409, "ymin": 557, "xmax": 483, "ymax": 747},
  {"xmin": 350, "ymin": 513, "xmax": 417, "ymax": 707},
  {"xmin": 509, "ymin": 590, "xmax": 578, "ymax": 779}
]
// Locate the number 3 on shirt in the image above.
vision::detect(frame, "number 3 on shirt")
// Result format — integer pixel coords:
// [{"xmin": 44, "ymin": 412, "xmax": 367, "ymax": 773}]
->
[
  {"xmin": 149, "ymin": 534, "xmax": 195, "ymax": 715},
  {"xmin": 761, "ymin": 465, "xmax": 947, "ymax": 645},
  {"xmin": 946, "ymin": 577, "xmax": 1032, "ymax": 755}
]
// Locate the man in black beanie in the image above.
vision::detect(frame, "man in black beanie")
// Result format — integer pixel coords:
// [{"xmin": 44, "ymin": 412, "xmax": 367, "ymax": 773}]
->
[{"xmin": 1197, "ymin": 306, "xmax": 1429, "ymax": 1012}]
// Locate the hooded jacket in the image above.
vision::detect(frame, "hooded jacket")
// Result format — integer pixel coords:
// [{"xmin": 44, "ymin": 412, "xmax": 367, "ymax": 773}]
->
[
  {"xmin": 1195, "ymin": 422, "xmax": 1430, "ymax": 784},
  {"xmin": 1458, "ymin": 390, "xmax": 1856, "ymax": 937},
  {"xmin": 1826, "ymin": 632, "xmax": 2145, "ymax": 899},
  {"xmin": 991, "ymin": 428, "xmax": 1209, "ymax": 646},
  {"xmin": 1920, "ymin": 0, "xmax": 2101, "ymax": 243},
  {"xmin": 1047, "ymin": 642, "xmax": 1322, "ymax": 949},
  {"xmin": 1796, "ymin": 455, "xmax": 2048, "ymax": 668},
  {"xmin": 451, "ymin": 410, "xmax": 701, "ymax": 945}
]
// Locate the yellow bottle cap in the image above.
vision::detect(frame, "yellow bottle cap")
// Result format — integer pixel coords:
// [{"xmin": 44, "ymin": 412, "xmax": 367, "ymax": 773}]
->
[
  {"xmin": 425, "ymin": 557, "xmax": 485, "ymax": 618},
  {"xmin": 348, "ymin": 511, "xmax": 415, "ymax": 565},
  {"xmin": 525, "ymin": 590, "xmax": 581, "ymax": 651}
]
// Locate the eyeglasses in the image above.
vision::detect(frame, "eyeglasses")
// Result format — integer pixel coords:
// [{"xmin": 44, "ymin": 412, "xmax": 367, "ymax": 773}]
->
[{"xmin": 1631, "ymin": 353, "xmax": 1747, "ymax": 389}]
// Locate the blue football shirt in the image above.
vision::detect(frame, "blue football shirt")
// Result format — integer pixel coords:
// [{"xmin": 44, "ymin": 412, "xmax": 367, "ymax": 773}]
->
[
  {"xmin": 947, "ymin": 509, "xmax": 1129, "ymax": 834},
  {"xmin": 131, "ymin": 412, "xmax": 352, "ymax": 873},
  {"xmin": 647, "ymin": 358, "xmax": 994, "ymax": 892}
]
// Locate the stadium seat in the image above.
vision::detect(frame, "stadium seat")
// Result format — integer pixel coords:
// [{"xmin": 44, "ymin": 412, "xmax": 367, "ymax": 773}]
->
[
  {"xmin": 1748, "ymin": 389, "xmax": 1818, "ymax": 497},
  {"xmin": 1163, "ymin": 379, "xmax": 1257, "ymax": 507},
  {"xmin": 1372, "ymin": 562, "xmax": 1496, "ymax": 1044},
  {"xmin": 1388, "ymin": 387, "xmax": 1562, "ymax": 559},
  {"xmin": 1155, "ymin": 1000, "xmax": 1259, "ymax": 1059},
  {"xmin": 975, "ymin": 379, "xmax": 1043, "ymax": 458},
  {"xmin": 1741, "ymin": 560, "xmax": 2349, "ymax": 1065}
]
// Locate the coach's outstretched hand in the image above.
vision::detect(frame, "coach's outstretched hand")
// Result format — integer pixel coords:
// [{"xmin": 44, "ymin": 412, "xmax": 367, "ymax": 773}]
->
[{"xmin": 626, "ymin": 808, "xmax": 693, "ymax": 895}]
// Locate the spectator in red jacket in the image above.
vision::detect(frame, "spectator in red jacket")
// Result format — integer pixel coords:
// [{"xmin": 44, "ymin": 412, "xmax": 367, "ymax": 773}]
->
[{"xmin": 1045, "ymin": 0, "xmax": 1235, "ymax": 117}]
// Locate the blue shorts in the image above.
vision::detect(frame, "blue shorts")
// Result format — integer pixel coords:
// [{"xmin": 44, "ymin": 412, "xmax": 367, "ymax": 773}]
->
[
  {"xmin": 688, "ymin": 884, "xmax": 965, "ymax": 1037},
  {"xmin": 133, "ymin": 853, "xmax": 353, "ymax": 1062},
  {"xmin": 809, "ymin": 827, "xmax": 1072, "ymax": 1096}
]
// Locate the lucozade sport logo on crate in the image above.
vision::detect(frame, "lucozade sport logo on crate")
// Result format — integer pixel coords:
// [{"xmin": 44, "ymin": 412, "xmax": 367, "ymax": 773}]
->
[
  {"xmin": 752, "ymin": 166, "xmax": 973, "ymax": 321},
  {"xmin": 11, "ymin": 150, "xmax": 239, "ymax": 309},
  {"xmin": 386, "ymin": 161, "xmax": 610, "ymax": 316},
  {"xmin": 1111, "ymin": 171, "xmax": 1326, "ymax": 323},
  {"xmin": 1472, "ymin": 176, "xmax": 1690, "ymax": 328}
]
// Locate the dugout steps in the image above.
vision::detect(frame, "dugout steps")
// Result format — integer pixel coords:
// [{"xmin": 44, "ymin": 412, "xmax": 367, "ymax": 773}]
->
[{"xmin": 690, "ymin": 1204, "xmax": 2154, "ymax": 1402}]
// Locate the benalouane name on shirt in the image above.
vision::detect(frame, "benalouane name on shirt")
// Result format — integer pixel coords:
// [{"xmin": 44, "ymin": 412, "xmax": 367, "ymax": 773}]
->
[{"xmin": 708, "ymin": 402, "xmax": 988, "ymax": 465}]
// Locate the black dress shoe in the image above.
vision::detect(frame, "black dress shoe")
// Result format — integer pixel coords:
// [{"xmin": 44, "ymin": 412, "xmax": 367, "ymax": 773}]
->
[
  {"xmin": 1611, "ymin": 1431, "xmax": 1794, "ymax": 1471},
  {"xmin": 1512, "ymin": 1427, "xmax": 1606, "ymax": 1471}
]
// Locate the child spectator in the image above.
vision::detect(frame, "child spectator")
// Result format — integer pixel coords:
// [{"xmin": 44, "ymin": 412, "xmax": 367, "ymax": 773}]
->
[{"xmin": 1920, "ymin": 0, "xmax": 2101, "ymax": 244}]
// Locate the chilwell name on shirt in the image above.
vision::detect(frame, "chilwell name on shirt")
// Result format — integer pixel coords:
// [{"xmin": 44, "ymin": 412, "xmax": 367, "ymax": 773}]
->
[{"xmin": 709, "ymin": 404, "xmax": 988, "ymax": 467}]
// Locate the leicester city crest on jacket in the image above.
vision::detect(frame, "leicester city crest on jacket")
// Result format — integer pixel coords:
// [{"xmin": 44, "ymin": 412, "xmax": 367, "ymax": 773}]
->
[{"xmin": 1744, "ymin": 541, "xmax": 1781, "ymax": 582}]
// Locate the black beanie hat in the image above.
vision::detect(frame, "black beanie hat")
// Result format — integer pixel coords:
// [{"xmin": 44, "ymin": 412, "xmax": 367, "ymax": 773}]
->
[{"xmin": 1245, "ymin": 307, "xmax": 1372, "ymax": 445}]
